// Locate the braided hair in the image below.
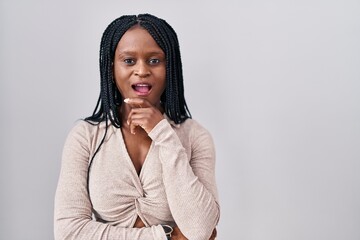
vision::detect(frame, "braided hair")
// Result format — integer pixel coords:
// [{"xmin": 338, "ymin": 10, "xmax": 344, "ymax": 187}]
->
[
  {"xmin": 84, "ymin": 14, "xmax": 191, "ymax": 189},
  {"xmin": 86, "ymin": 14, "xmax": 191, "ymax": 127}
]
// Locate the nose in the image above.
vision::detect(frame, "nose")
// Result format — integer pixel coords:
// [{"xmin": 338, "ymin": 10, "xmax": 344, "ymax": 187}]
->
[{"xmin": 134, "ymin": 61, "xmax": 150, "ymax": 78}]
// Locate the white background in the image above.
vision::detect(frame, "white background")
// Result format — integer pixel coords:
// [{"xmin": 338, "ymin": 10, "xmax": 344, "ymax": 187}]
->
[{"xmin": 1, "ymin": 0, "xmax": 359, "ymax": 239}]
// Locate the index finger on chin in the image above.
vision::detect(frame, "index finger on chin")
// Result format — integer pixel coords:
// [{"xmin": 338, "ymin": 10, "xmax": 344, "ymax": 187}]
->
[{"xmin": 124, "ymin": 98, "xmax": 152, "ymax": 108}]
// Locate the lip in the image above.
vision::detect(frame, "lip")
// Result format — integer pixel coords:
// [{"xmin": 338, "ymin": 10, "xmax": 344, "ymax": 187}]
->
[{"xmin": 131, "ymin": 82, "xmax": 152, "ymax": 96}]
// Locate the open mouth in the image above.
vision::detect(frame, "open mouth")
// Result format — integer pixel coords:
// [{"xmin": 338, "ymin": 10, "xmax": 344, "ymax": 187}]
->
[{"xmin": 132, "ymin": 83, "xmax": 152, "ymax": 95}]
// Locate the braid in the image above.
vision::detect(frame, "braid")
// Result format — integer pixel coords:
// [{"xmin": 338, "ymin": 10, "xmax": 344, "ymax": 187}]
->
[
  {"xmin": 137, "ymin": 14, "xmax": 191, "ymax": 123},
  {"xmin": 86, "ymin": 15, "xmax": 138, "ymax": 127},
  {"xmin": 84, "ymin": 14, "xmax": 191, "ymax": 167},
  {"xmin": 86, "ymin": 14, "xmax": 191, "ymax": 127},
  {"xmin": 84, "ymin": 16, "xmax": 137, "ymax": 192}
]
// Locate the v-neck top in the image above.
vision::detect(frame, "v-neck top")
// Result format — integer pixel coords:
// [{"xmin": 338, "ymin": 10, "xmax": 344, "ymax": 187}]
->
[{"xmin": 54, "ymin": 117, "xmax": 220, "ymax": 240}]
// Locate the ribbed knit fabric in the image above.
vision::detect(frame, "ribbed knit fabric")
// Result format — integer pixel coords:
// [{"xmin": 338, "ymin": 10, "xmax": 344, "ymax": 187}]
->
[{"xmin": 54, "ymin": 117, "xmax": 220, "ymax": 240}]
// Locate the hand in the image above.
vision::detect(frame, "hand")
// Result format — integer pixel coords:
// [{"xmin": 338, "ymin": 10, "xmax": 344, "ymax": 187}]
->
[
  {"xmin": 209, "ymin": 228, "xmax": 217, "ymax": 240},
  {"xmin": 171, "ymin": 227, "xmax": 217, "ymax": 240},
  {"xmin": 124, "ymin": 98, "xmax": 164, "ymax": 134},
  {"xmin": 170, "ymin": 226, "xmax": 188, "ymax": 240}
]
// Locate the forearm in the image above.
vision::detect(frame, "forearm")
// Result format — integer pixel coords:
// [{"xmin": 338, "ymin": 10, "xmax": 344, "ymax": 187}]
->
[
  {"xmin": 161, "ymin": 153, "xmax": 219, "ymax": 239},
  {"xmin": 54, "ymin": 214, "xmax": 165, "ymax": 240},
  {"xmin": 149, "ymin": 120, "xmax": 220, "ymax": 240}
]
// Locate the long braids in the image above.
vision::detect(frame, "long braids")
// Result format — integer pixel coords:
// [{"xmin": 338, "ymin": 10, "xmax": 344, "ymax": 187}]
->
[
  {"xmin": 87, "ymin": 15, "xmax": 138, "ymax": 127},
  {"xmin": 138, "ymin": 14, "xmax": 191, "ymax": 123},
  {"xmin": 85, "ymin": 14, "xmax": 191, "ymax": 193},
  {"xmin": 86, "ymin": 14, "xmax": 191, "ymax": 126}
]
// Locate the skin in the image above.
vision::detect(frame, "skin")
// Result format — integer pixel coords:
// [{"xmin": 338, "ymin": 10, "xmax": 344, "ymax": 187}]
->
[
  {"xmin": 113, "ymin": 25, "xmax": 166, "ymax": 177},
  {"xmin": 113, "ymin": 25, "xmax": 216, "ymax": 240}
]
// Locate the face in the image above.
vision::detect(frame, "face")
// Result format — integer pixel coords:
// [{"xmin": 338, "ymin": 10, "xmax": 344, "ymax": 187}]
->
[{"xmin": 113, "ymin": 26, "xmax": 166, "ymax": 106}]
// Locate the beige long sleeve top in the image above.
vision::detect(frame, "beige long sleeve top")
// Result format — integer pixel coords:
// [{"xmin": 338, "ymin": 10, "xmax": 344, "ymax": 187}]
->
[{"xmin": 54, "ymin": 117, "xmax": 220, "ymax": 240}]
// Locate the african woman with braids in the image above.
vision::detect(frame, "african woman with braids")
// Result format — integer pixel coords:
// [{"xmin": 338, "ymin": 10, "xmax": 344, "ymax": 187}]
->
[{"xmin": 54, "ymin": 14, "xmax": 219, "ymax": 240}]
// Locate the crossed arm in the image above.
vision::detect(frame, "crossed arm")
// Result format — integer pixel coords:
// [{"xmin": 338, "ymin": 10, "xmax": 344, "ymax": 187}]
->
[{"xmin": 54, "ymin": 98, "xmax": 219, "ymax": 239}]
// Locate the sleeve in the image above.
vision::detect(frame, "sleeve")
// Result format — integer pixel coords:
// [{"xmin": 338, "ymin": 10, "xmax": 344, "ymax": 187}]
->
[
  {"xmin": 54, "ymin": 121, "xmax": 167, "ymax": 240},
  {"xmin": 148, "ymin": 119, "xmax": 220, "ymax": 240}
]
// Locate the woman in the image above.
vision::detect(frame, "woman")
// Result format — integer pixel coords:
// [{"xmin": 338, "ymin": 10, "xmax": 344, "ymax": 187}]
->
[{"xmin": 54, "ymin": 14, "xmax": 220, "ymax": 240}]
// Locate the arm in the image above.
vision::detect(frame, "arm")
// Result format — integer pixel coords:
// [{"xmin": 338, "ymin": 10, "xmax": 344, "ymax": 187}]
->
[
  {"xmin": 148, "ymin": 120, "xmax": 220, "ymax": 240},
  {"xmin": 54, "ymin": 121, "xmax": 166, "ymax": 240},
  {"xmin": 124, "ymin": 98, "xmax": 220, "ymax": 239}
]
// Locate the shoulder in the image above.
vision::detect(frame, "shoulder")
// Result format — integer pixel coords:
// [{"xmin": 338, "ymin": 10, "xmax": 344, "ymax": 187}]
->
[
  {"xmin": 64, "ymin": 120, "xmax": 110, "ymax": 151},
  {"xmin": 176, "ymin": 118, "xmax": 211, "ymax": 137},
  {"xmin": 68, "ymin": 120, "xmax": 106, "ymax": 138},
  {"xmin": 173, "ymin": 118, "xmax": 214, "ymax": 148}
]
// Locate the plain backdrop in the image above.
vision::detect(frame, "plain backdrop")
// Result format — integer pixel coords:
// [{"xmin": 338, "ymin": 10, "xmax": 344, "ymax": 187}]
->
[{"xmin": 1, "ymin": 0, "xmax": 359, "ymax": 239}]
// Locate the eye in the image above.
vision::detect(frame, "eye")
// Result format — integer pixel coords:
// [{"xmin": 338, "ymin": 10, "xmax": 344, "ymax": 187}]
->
[
  {"xmin": 149, "ymin": 58, "xmax": 160, "ymax": 65},
  {"xmin": 124, "ymin": 58, "xmax": 135, "ymax": 65}
]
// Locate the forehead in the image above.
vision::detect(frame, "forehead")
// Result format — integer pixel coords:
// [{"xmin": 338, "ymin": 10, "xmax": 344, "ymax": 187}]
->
[{"xmin": 116, "ymin": 26, "xmax": 163, "ymax": 53}]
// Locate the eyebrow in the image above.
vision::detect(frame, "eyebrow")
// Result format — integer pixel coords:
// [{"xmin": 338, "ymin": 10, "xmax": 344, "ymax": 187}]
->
[{"xmin": 118, "ymin": 50, "xmax": 164, "ymax": 55}]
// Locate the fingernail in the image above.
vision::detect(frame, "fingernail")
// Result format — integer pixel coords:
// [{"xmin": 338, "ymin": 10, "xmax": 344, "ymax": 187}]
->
[{"xmin": 124, "ymin": 98, "xmax": 130, "ymax": 103}]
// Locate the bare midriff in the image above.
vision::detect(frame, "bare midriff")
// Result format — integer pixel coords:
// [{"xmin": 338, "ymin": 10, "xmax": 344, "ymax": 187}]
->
[{"xmin": 133, "ymin": 216, "xmax": 146, "ymax": 228}]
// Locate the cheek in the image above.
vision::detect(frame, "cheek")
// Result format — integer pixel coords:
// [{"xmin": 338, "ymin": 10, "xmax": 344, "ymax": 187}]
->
[
  {"xmin": 113, "ymin": 66, "xmax": 130, "ymax": 85},
  {"xmin": 113, "ymin": 67, "xmax": 128, "ymax": 93},
  {"xmin": 113, "ymin": 65, "xmax": 124, "ymax": 80},
  {"xmin": 161, "ymin": 77, "xmax": 166, "ymax": 91},
  {"xmin": 158, "ymin": 67, "xmax": 167, "ymax": 89}
]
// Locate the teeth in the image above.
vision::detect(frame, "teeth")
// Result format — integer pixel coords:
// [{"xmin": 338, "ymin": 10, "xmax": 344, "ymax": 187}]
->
[{"xmin": 132, "ymin": 83, "xmax": 152, "ymax": 94}]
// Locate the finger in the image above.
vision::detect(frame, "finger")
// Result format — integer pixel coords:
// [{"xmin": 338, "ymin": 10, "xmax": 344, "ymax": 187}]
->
[
  {"xmin": 129, "ymin": 120, "xmax": 139, "ymax": 134},
  {"xmin": 130, "ymin": 123, "xmax": 137, "ymax": 134},
  {"xmin": 129, "ymin": 119, "xmax": 147, "ymax": 134},
  {"xmin": 127, "ymin": 108, "xmax": 152, "ymax": 125},
  {"xmin": 128, "ymin": 112, "xmax": 152, "ymax": 132},
  {"xmin": 124, "ymin": 98, "xmax": 152, "ymax": 109}
]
